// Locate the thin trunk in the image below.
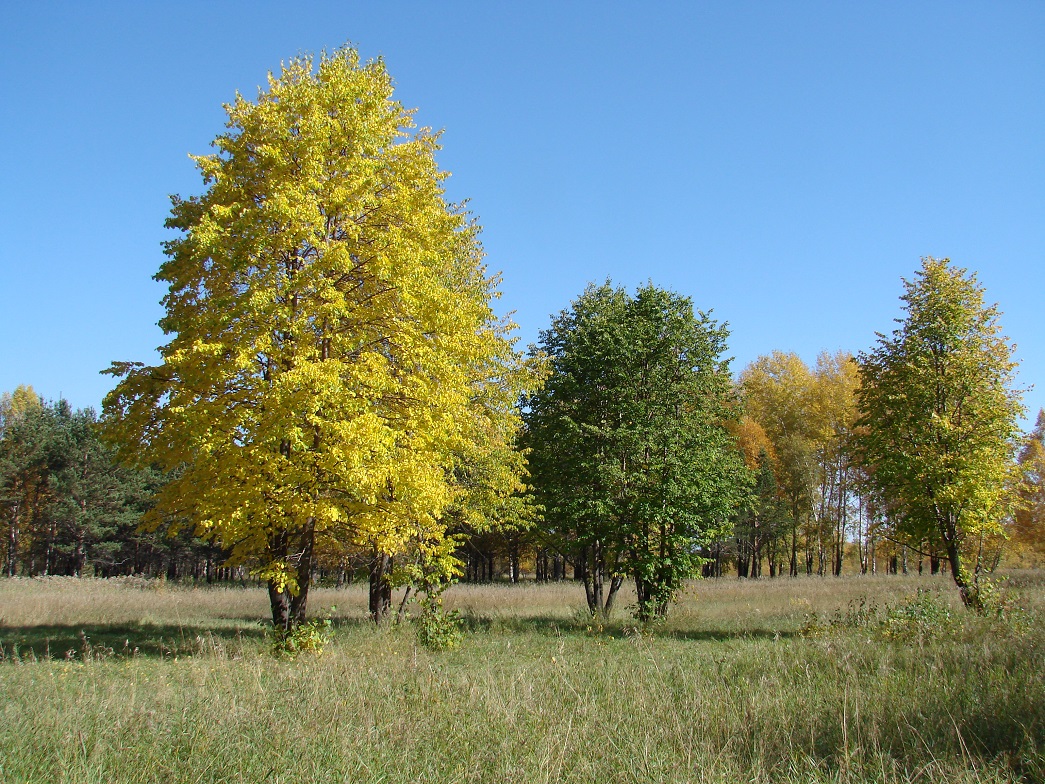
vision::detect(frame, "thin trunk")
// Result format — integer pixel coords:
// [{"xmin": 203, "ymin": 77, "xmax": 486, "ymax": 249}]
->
[
  {"xmin": 289, "ymin": 521, "xmax": 316, "ymax": 625},
  {"xmin": 509, "ymin": 543, "xmax": 520, "ymax": 584},
  {"xmin": 789, "ymin": 509, "xmax": 798, "ymax": 577},
  {"xmin": 267, "ymin": 528, "xmax": 291, "ymax": 630},
  {"xmin": 945, "ymin": 537, "xmax": 974, "ymax": 607},
  {"xmin": 940, "ymin": 511, "xmax": 976, "ymax": 608},
  {"xmin": 369, "ymin": 551, "xmax": 393, "ymax": 623},
  {"xmin": 604, "ymin": 575, "xmax": 624, "ymax": 616},
  {"xmin": 7, "ymin": 502, "xmax": 20, "ymax": 577}
]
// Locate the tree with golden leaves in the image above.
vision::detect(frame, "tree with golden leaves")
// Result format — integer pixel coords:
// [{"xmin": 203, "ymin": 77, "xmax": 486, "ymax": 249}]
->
[
  {"xmin": 1011, "ymin": 410, "xmax": 1045, "ymax": 561},
  {"xmin": 739, "ymin": 351, "xmax": 819, "ymax": 575},
  {"xmin": 856, "ymin": 258, "xmax": 1023, "ymax": 608},
  {"xmin": 102, "ymin": 48, "xmax": 533, "ymax": 629}
]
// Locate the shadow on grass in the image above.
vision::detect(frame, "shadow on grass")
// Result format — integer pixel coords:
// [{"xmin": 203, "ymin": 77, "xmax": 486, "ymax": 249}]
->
[
  {"xmin": 0, "ymin": 622, "xmax": 268, "ymax": 661},
  {"xmin": 0, "ymin": 614, "xmax": 404, "ymax": 662},
  {"xmin": 460, "ymin": 613, "xmax": 799, "ymax": 641},
  {"xmin": 0, "ymin": 614, "xmax": 802, "ymax": 661}
]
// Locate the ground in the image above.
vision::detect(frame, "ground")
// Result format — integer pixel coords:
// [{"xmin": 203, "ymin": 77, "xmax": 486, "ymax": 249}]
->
[{"xmin": 0, "ymin": 573, "xmax": 1042, "ymax": 783}]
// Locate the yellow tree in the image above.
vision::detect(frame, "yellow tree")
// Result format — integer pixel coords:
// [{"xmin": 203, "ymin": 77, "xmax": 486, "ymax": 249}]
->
[
  {"xmin": 1011, "ymin": 410, "xmax": 1045, "ymax": 561},
  {"xmin": 810, "ymin": 351, "xmax": 860, "ymax": 575},
  {"xmin": 740, "ymin": 351, "xmax": 818, "ymax": 575},
  {"xmin": 856, "ymin": 258, "xmax": 1023, "ymax": 607},
  {"xmin": 731, "ymin": 416, "xmax": 777, "ymax": 472},
  {"xmin": 102, "ymin": 48, "xmax": 531, "ymax": 629}
]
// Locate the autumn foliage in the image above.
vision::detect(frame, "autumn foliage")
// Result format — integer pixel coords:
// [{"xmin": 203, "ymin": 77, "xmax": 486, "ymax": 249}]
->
[{"xmin": 101, "ymin": 48, "xmax": 533, "ymax": 629}]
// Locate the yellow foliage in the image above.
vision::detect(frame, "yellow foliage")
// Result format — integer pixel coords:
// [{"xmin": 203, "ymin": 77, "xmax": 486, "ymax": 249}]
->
[
  {"xmin": 101, "ymin": 47, "xmax": 536, "ymax": 611},
  {"xmin": 1010, "ymin": 410, "xmax": 1045, "ymax": 560}
]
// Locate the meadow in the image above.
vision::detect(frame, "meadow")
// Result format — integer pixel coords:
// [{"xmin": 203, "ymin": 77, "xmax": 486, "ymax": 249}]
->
[{"xmin": 0, "ymin": 573, "xmax": 1042, "ymax": 783}]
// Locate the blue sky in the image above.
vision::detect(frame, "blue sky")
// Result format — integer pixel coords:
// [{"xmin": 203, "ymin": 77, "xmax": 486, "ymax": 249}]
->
[{"xmin": 2, "ymin": 2, "xmax": 1042, "ymax": 427}]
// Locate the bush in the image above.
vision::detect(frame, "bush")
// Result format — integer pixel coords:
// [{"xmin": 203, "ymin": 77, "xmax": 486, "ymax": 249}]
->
[
  {"xmin": 799, "ymin": 597, "xmax": 882, "ymax": 638},
  {"xmin": 413, "ymin": 595, "xmax": 462, "ymax": 651},
  {"xmin": 269, "ymin": 613, "xmax": 334, "ymax": 657},
  {"xmin": 799, "ymin": 591, "xmax": 955, "ymax": 641},
  {"xmin": 880, "ymin": 590, "xmax": 953, "ymax": 640}
]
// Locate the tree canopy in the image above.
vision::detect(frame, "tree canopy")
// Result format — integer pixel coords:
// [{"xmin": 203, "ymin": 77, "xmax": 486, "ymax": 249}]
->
[
  {"xmin": 855, "ymin": 257, "xmax": 1024, "ymax": 607},
  {"xmin": 102, "ymin": 47, "xmax": 532, "ymax": 629},
  {"xmin": 523, "ymin": 282, "xmax": 748, "ymax": 621}
]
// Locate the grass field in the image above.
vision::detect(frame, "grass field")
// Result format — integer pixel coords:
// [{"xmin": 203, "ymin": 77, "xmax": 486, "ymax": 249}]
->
[{"xmin": 0, "ymin": 573, "xmax": 1042, "ymax": 783}]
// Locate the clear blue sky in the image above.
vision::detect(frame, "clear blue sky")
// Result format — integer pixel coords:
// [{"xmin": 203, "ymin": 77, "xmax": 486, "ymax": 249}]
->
[{"xmin": 2, "ymin": 2, "xmax": 1042, "ymax": 428}]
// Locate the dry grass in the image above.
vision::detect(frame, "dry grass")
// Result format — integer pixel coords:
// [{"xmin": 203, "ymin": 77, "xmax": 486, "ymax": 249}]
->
[
  {"xmin": 0, "ymin": 571, "xmax": 967, "ymax": 631},
  {"xmin": 0, "ymin": 570, "xmax": 1035, "ymax": 654},
  {"xmin": 0, "ymin": 573, "xmax": 1041, "ymax": 783}
]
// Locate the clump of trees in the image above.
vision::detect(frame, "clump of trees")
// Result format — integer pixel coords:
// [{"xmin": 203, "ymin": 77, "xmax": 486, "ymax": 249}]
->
[
  {"xmin": 5, "ymin": 45, "xmax": 1042, "ymax": 627},
  {"xmin": 1011, "ymin": 410, "xmax": 1045, "ymax": 562},
  {"xmin": 0, "ymin": 386, "xmax": 207, "ymax": 578},
  {"xmin": 719, "ymin": 259, "xmax": 1035, "ymax": 605},
  {"xmin": 734, "ymin": 350, "xmax": 862, "ymax": 579}
]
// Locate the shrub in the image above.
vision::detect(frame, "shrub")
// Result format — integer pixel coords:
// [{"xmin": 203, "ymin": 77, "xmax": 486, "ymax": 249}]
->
[
  {"xmin": 413, "ymin": 594, "xmax": 462, "ymax": 651},
  {"xmin": 881, "ymin": 590, "xmax": 953, "ymax": 640},
  {"xmin": 269, "ymin": 612, "xmax": 334, "ymax": 657}
]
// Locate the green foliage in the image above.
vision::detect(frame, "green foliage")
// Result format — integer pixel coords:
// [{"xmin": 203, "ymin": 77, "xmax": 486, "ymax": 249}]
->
[
  {"xmin": 796, "ymin": 588, "xmax": 1019, "ymax": 642},
  {"xmin": 799, "ymin": 596, "xmax": 884, "ymax": 638},
  {"xmin": 799, "ymin": 590, "xmax": 957, "ymax": 640},
  {"xmin": 393, "ymin": 535, "xmax": 464, "ymax": 650},
  {"xmin": 880, "ymin": 590, "xmax": 954, "ymax": 640},
  {"xmin": 856, "ymin": 258, "xmax": 1024, "ymax": 605},
  {"xmin": 0, "ymin": 395, "xmax": 154, "ymax": 577},
  {"xmin": 524, "ymin": 281, "xmax": 749, "ymax": 621},
  {"xmin": 964, "ymin": 576, "xmax": 1030, "ymax": 630},
  {"xmin": 413, "ymin": 594, "xmax": 463, "ymax": 651},
  {"xmin": 269, "ymin": 613, "xmax": 334, "ymax": 657}
]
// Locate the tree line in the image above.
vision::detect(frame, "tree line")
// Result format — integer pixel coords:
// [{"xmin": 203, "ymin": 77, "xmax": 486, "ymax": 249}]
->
[
  {"xmin": 3, "ymin": 47, "xmax": 1042, "ymax": 628},
  {"xmin": 0, "ymin": 387, "xmax": 228, "ymax": 580}
]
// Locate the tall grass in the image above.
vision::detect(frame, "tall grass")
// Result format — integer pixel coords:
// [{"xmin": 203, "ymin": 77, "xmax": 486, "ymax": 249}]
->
[{"xmin": 0, "ymin": 574, "xmax": 1041, "ymax": 783}]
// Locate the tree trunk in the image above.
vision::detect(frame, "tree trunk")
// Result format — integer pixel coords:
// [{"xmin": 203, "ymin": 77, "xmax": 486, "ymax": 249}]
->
[
  {"xmin": 289, "ymin": 522, "xmax": 316, "ymax": 626},
  {"xmin": 751, "ymin": 527, "xmax": 761, "ymax": 579},
  {"xmin": 604, "ymin": 575, "xmax": 624, "ymax": 616},
  {"xmin": 75, "ymin": 537, "xmax": 86, "ymax": 577},
  {"xmin": 369, "ymin": 551, "xmax": 392, "ymax": 623},
  {"xmin": 944, "ymin": 537, "xmax": 975, "ymax": 608},
  {"xmin": 509, "ymin": 543, "xmax": 520, "ymax": 584},
  {"xmin": 7, "ymin": 503, "xmax": 20, "ymax": 577},
  {"xmin": 789, "ymin": 519, "xmax": 798, "ymax": 577},
  {"xmin": 269, "ymin": 580, "xmax": 291, "ymax": 631}
]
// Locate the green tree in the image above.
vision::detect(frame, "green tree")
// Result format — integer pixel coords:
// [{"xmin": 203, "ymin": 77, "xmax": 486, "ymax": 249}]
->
[
  {"xmin": 855, "ymin": 257, "xmax": 1023, "ymax": 607},
  {"xmin": 48, "ymin": 406, "xmax": 144, "ymax": 576},
  {"xmin": 524, "ymin": 282, "xmax": 748, "ymax": 622},
  {"xmin": 102, "ymin": 47, "xmax": 531, "ymax": 629},
  {"xmin": 2, "ymin": 394, "xmax": 153, "ymax": 578},
  {"xmin": 1, "ymin": 387, "xmax": 50, "ymax": 576}
]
